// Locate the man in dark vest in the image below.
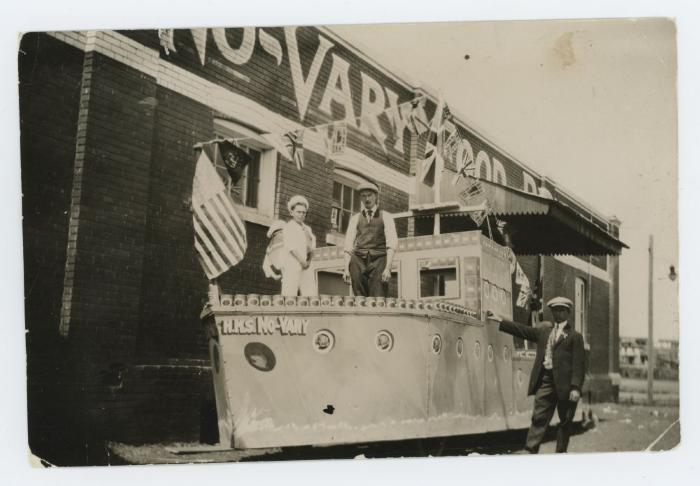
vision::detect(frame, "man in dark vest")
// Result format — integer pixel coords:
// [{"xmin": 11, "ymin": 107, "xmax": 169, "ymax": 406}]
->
[
  {"xmin": 487, "ymin": 296, "xmax": 586, "ymax": 453},
  {"xmin": 342, "ymin": 180, "xmax": 398, "ymax": 297}
]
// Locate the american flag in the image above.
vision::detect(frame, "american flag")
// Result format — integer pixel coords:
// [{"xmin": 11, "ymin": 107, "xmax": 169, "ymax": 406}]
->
[
  {"xmin": 283, "ymin": 129, "xmax": 304, "ymax": 170},
  {"xmin": 192, "ymin": 150, "xmax": 247, "ymax": 280}
]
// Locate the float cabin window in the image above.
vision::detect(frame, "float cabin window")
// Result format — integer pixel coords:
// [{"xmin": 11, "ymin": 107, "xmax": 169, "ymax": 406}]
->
[{"xmin": 419, "ymin": 266, "xmax": 459, "ymax": 299}]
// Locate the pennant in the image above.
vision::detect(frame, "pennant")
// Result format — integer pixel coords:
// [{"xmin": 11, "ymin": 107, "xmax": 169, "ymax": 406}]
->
[
  {"xmin": 515, "ymin": 262, "xmax": 532, "ymax": 308},
  {"xmin": 330, "ymin": 122, "xmax": 347, "ymax": 156},
  {"xmin": 192, "ymin": 150, "xmax": 247, "ymax": 280},
  {"xmin": 158, "ymin": 29, "xmax": 177, "ymax": 55},
  {"xmin": 283, "ymin": 129, "xmax": 304, "ymax": 170},
  {"xmin": 407, "ymin": 98, "xmax": 430, "ymax": 135},
  {"xmin": 469, "ymin": 207, "xmax": 488, "ymax": 227}
]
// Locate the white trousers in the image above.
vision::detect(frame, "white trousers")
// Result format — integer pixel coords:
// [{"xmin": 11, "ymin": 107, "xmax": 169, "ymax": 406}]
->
[{"xmin": 280, "ymin": 255, "xmax": 315, "ymax": 296}]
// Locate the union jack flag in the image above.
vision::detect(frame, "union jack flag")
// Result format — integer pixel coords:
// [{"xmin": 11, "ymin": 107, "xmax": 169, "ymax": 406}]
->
[
  {"xmin": 407, "ymin": 99, "xmax": 430, "ymax": 135},
  {"xmin": 420, "ymin": 96, "xmax": 446, "ymax": 183},
  {"xmin": 192, "ymin": 150, "xmax": 247, "ymax": 280}
]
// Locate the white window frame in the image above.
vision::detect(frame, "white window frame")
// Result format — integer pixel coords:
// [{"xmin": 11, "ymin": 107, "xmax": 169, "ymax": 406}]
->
[
  {"xmin": 213, "ymin": 118, "xmax": 279, "ymax": 226},
  {"xmin": 326, "ymin": 168, "xmax": 367, "ymax": 246},
  {"xmin": 575, "ymin": 277, "xmax": 589, "ymax": 347}
]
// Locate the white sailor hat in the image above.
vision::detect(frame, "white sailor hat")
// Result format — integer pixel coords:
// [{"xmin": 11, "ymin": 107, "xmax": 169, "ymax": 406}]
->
[
  {"xmin": 287, "ymin": 195, "xmax": 309, "ymax": 212},
  {"xmin": 546, "ymin": 297, "xmax": 573, "ymax": 309},
  {"xmin": 357, "ymin": 180, "xmax": 379, "ymax": 194}
]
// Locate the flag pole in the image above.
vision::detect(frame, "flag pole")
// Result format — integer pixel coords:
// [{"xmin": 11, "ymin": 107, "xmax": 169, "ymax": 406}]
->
[{"xmin": 647, "ymin": 234, "xmax": 654, "ymax": 404}]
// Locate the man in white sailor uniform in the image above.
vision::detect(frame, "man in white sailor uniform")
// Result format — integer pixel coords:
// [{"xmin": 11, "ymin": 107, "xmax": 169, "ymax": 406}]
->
[
  {"xmin": 487, "ymin": 296, "xmax": 586, "ymax": 453},
  {"xmin": 342, "ymin": 180, "xmax": 398, "ymax": 297}
]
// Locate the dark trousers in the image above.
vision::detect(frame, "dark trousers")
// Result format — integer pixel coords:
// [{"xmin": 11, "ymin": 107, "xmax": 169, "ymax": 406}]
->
[
  {"xmin": 349, "ymin": 252, "xmax": 388, "ymax": 297},
  {"xmin": 525, "ymin": 371, "xmax": 578, "ymax": 453}
]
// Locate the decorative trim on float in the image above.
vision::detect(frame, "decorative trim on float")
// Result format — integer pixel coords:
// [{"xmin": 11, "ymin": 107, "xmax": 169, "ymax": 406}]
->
[{"xmin": 212, "ymin": 293, "xmax": 480, "ymax": 322}]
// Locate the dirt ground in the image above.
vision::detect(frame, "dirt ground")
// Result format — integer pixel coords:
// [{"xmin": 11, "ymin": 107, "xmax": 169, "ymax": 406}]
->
[
  {"xmin": 618, "ymin": 378, "xmax": 679, "ymax": 406},
  {"xmin": 107, "ymin": 402, "xmax": 680, "ymax": 465}
]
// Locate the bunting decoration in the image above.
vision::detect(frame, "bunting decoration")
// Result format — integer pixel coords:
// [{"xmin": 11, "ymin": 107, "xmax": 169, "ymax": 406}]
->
[
  {"xmin": 192, "ymin": 149, "xmax": 248, "ymax": 280},
  {"xmin": 419, "ymin": 95, "xmax": 446, "ymax": 184},
  {"xmin": 204, "ymin": 95, "xmax": 426, "ymax": 173},
  {"xmin": 283, "ymin": 129, "xmax": 304, "ymax": 170},
  {"xmin": 406, "ymin": 98, "xmax": 430, "ymax": 135},
  {"xmin": 514, "ymin": 262, "xmax": 532, "ymax": 308},
  {"xmin": 158, "ymin": 29, "xmax": 177, "ymax": 55},
  {"xmin": 329, "ymin": 122, "xmax": 347, "ymax": 156}
]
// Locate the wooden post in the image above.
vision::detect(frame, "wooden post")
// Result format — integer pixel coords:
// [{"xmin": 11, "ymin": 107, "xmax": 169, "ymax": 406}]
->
[{"xmin": 647, "ymin": 235, "xmax": 654, "ymax": 404}]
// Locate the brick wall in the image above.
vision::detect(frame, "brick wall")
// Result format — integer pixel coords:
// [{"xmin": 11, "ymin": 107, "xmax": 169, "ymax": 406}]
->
[
  {"xmin": 20, "ymin": 32, "xmax": 85, "ymax": 464},
  {"xmin": 544, "ymin": 258, "xmax": 611, "ymax": 377}
]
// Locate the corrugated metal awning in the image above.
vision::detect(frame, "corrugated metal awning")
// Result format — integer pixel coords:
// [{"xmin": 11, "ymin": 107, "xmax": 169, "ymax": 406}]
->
[
  {"xmin": 410, "ymin": 177, "xmax": 628, "ymax": 256},
  {"xmin": 478, "ymin": 178, "xmax": 627, "ymax": 255}
]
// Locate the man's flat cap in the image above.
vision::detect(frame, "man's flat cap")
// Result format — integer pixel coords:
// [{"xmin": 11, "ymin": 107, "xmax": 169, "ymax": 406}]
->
[
  {"xmin": 546, "ymin": 296, "xmax": 573, "ymax": 309},
  {"xmin": 357, "ymin": 181, "xmax": 379, "ymax": 194}
]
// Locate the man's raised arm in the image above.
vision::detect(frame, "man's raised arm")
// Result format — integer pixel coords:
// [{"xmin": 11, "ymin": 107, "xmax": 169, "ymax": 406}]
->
[{"xmin": 486, "ymin": 311, "xmax": 540, "ymax": 343}]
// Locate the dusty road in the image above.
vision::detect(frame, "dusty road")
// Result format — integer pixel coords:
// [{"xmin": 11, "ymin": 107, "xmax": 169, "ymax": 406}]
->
[{"xmin": 108, "ymin": 402, "xmax": 679, "ymax": 465}]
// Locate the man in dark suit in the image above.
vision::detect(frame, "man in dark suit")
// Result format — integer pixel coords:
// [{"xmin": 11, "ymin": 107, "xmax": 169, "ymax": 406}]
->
[{"xmin": 487, "ymin": 296, "xmax": 586, "ymax": 453}]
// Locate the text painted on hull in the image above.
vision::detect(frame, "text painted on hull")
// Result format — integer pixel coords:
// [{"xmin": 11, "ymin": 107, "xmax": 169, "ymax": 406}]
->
[{"xmin": 217, "ymin": 316, "xmax": 309, "ymax": 336}]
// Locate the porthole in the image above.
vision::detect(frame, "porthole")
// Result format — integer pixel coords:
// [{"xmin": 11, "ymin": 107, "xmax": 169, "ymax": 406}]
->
[
  {"xmin": 487, "ymin": 345, "xmax": 494, "ymax": 362},
  {"xmin": 456, "ymin": 338, "xmax": 464, "ymax": 357},
  {"xmin": 376, "ymin": 331, "xmax": 394, "ymax": 352},
  {"xmin": 503, "ymin": 345, "xmax": 511, "ymax": 362},
  {"xmin": 431, "ymin": 334, "xmax": 443, "ymax": 355},
  {"xmin": 244, "ymin": 342, "xmax": 276, "ymax": 372},
  {"xmin": 312, "ymin": 329, "xmax": 335, "ymax": 354},
  {"xmin": 474, "ymin": 341, "xmax": 481, "ymax": 359}
]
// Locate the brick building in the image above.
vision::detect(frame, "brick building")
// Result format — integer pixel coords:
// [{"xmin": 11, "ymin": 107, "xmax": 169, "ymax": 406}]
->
[{"xmin": 19, "ymin": 26, "xmax": 625, "ymax": 465}]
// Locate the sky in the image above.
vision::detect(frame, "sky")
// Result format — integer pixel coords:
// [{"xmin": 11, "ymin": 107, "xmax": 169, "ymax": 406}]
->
[{"xmin": 331, "ymin": 19, "xmax": 679, "ymax": 341}]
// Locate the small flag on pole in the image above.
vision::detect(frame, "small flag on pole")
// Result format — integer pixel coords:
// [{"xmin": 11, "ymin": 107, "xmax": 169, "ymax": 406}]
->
[
  {"xmin": 192, "ymin": 149, "xmax": 247, "ymax": 280},
  {"xmin": 283, "ymin": 129, "xmax": 304, "ymax": 170}
]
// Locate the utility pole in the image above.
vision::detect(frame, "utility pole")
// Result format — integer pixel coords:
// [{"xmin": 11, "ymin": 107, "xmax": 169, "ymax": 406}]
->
[{"xmin": 647, "ymin": 235, "xmax": 654, "ymax": 404}]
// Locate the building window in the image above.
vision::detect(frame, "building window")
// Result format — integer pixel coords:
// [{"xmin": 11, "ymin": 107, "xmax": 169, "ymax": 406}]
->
[
  {"xmin": 331, "ymin": 180, "xmax": 360, "ymax": 233},
  {"xmin": 418, "ymin": 258, "xmax": 460, "ymax": 299},
  {"xmin": 575, "ymin": 277, "xmax": 588, "ymax": 343},
  {"xmin": 213, "ymin": 147, "xmax": 261, "ymax": 208},
  {"xmin": 212, "ymin": 117, "xmax": 279, "ymax": 224}
]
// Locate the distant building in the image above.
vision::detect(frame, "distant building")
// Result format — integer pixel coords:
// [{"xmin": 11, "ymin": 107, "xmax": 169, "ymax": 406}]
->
[{"xmin": 619, "ymin": 337, "xmax": 678, "ymax": 376}]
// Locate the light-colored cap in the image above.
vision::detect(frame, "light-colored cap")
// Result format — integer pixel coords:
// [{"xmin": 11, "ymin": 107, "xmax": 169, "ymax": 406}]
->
[
  {"xmin": 287, "ymin": 195, "xmax": 310, "ymax": 212},
  {"xmin": 357, "ymin": 180, "xmax": 379, "ymax": 194},
  {"xmin": 546, "ymin": 296, "xmax": 573, "ymax": 309}
]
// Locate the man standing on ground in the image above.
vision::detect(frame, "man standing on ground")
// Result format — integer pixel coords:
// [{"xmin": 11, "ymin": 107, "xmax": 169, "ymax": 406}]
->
[
  {"xmin": 342, "ymin": 180, "xmax": 398, "ymax": 297},
  {"xmin": 487, "ymin": 296, "xmax": 586, "ymax": 453}
]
